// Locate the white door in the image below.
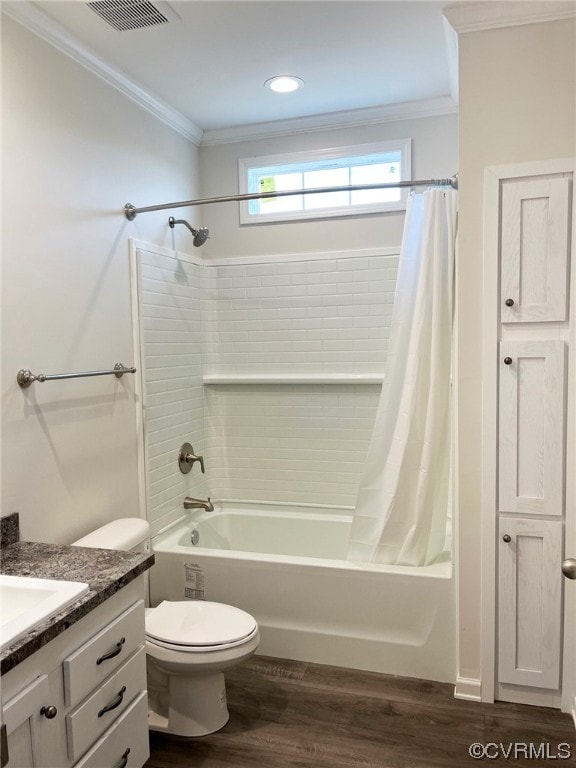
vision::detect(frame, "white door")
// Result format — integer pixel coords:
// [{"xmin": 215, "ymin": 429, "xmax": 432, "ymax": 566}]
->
[
  {"xmin": 561, "ymin": 235, "xmax": 576, "ymax": 714},
  {"xmin": 3, "ymin": 675, "xmax": 51, "ymax": 768},
  {"xmin": 501, "ymin": 176, "xmax": 570, "ymax": 323},
  {"xmin": 498, "ymin": 339, "xmax": 565, "ymax": 517},
  {"xmin": 498, "ymin": 517, "xmax": 563, "ymax": 689},
  {"xmin": 562, "ymin": 533, "xmax": 576, "ymax": 717}
]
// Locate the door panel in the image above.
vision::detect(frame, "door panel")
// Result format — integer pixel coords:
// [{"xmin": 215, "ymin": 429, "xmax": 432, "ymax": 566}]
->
[
  {"xmin": 498, "ymin": 517, "xmax": 563, "ymax": 689},
  {"xmin": 501, "ymin": 176, "xmax": 570, "ymax": 322},
  {"xmin": 499, "ymin": 340, "xmax": 565, "ymax": 516}
]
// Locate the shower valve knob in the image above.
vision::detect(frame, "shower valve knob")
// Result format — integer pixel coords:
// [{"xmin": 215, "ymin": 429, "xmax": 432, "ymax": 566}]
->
[{"xmin": 178, "ymin": 443, "xmax": 205, "ymax": 474}]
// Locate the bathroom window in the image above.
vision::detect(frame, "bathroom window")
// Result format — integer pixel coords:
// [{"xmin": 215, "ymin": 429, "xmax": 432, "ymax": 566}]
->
[{"xmin": 238, "ymin": 139, "xmax": 411, "ymax": 224}]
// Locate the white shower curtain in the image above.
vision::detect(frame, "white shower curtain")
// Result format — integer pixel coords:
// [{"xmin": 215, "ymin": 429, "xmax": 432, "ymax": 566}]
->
[{"xmin": 348, "ymin": 187, "xmax": 457, "ymax": 566}]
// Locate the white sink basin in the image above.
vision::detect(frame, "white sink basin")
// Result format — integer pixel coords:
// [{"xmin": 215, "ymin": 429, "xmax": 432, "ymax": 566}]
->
[{"xmin": 0, "ymin": 574, "xmax": 89, "ymax": 651}]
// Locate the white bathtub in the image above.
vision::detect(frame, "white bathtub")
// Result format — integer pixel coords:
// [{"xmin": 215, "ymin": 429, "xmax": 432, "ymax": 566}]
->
[{"xmin": 150, "ymin": 503, "xmax": 455, "ymax": 682}]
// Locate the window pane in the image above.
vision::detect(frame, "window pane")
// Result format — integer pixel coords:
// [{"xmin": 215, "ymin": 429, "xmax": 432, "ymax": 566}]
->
[
  {"xmin": 351, "ymin": 163, "xmax": 401, "ymax": 205},
  {"xmin": 255, "ymin": 172, "xmax": 303, "ymax": 213},
  {"xmin": 303, "ymin": 167, "xmax": 349, "ymax": 209}
]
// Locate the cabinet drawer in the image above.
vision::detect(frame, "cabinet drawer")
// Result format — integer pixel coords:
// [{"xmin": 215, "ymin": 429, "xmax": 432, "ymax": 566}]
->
[
  {"xmin": 64, "ymin": 601, "xmax": 144, "ymax": 707},
  {"xmin": 67, "ymin": 647, "xmax": 146, "ymax": 761},
  {"xmin": 73, "ymin": 691, "xmax": 149, "ymax": 768}
]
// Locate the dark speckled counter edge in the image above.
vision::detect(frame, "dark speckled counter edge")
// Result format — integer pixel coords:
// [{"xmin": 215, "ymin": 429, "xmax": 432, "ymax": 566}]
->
[{"xmin": 1, "ymin": 541, "xmax": 154, "ymax": 675}]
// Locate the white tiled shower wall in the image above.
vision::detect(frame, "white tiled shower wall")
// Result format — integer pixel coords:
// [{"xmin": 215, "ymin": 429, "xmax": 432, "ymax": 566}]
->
[
  {"xmin": 203, "ymin": 255, "xmax": 398, "ymax": 375},
  {"xmin": 139, "ymin": 248, "xmax": 210, "ymax": 536},
  {"xmin": 202, "ymin": 254, "xmax": 398, "ymax": 506},
  {"xmin": 204, "ymin": 383, "xmax": 382, "ymax": 507},
  {"xmin": 139, "ymin": 250, "xmax": 398, "ymax": 520}
]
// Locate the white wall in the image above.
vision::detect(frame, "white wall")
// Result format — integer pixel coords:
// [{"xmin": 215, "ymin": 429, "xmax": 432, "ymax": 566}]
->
[
  {"xmin": 198, "ymin": 114, "xmax": 458, "ymax": 259},
  {"xmin": 453, "ymin": 17, "xmax": 575, "ymax": 684},
  {"xmin": 1, "ymin": 17, "xmax": 199, "ymax": 543}
]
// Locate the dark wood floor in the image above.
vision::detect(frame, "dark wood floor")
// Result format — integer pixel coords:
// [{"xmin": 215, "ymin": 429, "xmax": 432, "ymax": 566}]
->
[{"xmin": 145, "ymin": 655, "xmax": 575, "ymax": 767}]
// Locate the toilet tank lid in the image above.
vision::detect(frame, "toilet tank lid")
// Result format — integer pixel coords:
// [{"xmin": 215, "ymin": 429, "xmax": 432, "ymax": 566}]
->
[{"xmin": 72, "ymin": 518, "xmax": 150, "ymax": 550}]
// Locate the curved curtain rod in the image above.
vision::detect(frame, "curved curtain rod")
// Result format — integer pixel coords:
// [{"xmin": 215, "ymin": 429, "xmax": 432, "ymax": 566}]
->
[{"xmin": 124, "ymin": 174, "xmax": 458, "ymax": 220}]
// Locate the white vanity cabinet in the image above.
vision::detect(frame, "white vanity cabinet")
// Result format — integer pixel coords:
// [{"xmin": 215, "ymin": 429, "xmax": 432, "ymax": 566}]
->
[
  {"xmin": 2, "ymin": 674, "xmax": 52, "ymax": 767},
  {"xmin": 1, "ymin": 579, "xmax": 149, "ymax": 768}
]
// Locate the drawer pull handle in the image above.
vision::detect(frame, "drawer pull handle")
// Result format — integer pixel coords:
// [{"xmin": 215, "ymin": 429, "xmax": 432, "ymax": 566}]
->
[
  {"xmin": 503, "ymin": 357, "xmax": 513, "ymax": 365},
  {"xmin": 96, "ymin": 637, "xmax": 125, "ymax": 665},
  {"xmin": 114, "ymin": 748, "xmax": 131, "ymax": 768},
  {"xmin": 98, "ymin": 686, "xmax": 127, "ymax": 718},
  {"xmin": 40, "ymin": 705, "xmax": 58, "ymax": 719}
]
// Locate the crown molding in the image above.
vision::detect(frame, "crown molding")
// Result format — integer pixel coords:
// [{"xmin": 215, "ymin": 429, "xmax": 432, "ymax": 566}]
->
[
  {"xmin": 1, "ymin": 1, "xmax": 204, "ymax": 146},
  {"xmin": 200, "ymin": 96, "xmax": 458, "ymax": 146},
  {"xmin": 443, "ymin": 16, "xmax": 459, "ymax": 105},
  {"xmin": 443, "ymin": 1, "xmax": 576, "ymax": 34}
]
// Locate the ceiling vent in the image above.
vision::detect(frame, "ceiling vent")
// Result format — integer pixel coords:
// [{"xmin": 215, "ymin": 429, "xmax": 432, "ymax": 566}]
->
[{"xmin": 86, "ymin": 0, "xmax": 179, "ymax": 31}]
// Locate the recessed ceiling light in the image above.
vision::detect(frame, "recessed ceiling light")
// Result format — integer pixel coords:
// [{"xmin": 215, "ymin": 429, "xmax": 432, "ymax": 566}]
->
[{"xmin": 265, "ymin": 76, "xmax": 304, "ymax": 94}]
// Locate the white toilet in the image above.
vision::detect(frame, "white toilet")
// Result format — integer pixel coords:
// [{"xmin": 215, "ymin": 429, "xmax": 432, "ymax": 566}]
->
[{"xmin": 73, "ymin": 518, "xmax": 260, "ymax": 737}]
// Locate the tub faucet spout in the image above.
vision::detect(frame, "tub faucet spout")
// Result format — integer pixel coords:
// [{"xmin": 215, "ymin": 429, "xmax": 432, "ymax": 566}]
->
[{"xmin": 184, "ymin": 496, "xmax": 214, "ymax": 512}]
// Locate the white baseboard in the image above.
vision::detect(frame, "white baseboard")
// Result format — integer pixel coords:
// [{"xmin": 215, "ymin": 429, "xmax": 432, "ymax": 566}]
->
[{"xmin": 454, "ymin": 676, "xmax": 482, "ymax": 702}]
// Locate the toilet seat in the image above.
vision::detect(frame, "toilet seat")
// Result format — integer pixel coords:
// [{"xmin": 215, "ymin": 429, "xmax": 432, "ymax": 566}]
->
[
  {"xmin": 145, "ymin": 600, "xmax": 258, "ymax": 653},
  {"xmin": 146, "ymin": 625, "xmax": 259, "ymax": 653}
]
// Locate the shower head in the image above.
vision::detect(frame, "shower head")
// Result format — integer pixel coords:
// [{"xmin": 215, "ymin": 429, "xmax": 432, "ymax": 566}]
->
[{"xmin": 168, "ymin": 217, "xmax": 210, "ymax": 247}]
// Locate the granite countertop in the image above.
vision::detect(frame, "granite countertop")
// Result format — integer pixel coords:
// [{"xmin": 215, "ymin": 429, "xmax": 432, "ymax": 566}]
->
[{"xmin": 1, "ymin": 523, "xmax": 154, "ymax": 675}]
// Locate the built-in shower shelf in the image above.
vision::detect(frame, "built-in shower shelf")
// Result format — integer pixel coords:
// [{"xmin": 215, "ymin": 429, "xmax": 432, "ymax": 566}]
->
[{"xmin": 203, "ymin": 374, "xmax": 384, "ymax": 385}]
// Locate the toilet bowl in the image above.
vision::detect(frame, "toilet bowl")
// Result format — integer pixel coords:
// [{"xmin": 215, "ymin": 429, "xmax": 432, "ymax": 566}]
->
[
  {"xmin": 72, "ymin": 518, "xmax": 260, "ymax": 737},
  {"xmin": 145, "ymin": 600, "xmax": 260, "ymax": 736}
]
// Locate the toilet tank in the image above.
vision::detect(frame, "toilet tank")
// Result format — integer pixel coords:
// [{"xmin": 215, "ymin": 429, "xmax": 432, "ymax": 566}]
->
[{"xmin": 72, "ymin": 518, "xmax": 150, "ymax": 552}]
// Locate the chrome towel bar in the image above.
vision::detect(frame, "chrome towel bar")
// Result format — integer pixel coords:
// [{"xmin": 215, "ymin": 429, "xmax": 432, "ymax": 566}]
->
[{"xmin": 17, "ymin": 362, "xmax": 136, "ymax": 388}]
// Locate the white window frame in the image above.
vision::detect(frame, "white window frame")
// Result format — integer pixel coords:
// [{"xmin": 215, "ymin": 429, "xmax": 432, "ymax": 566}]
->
[{"xmin": 238, "ymin": 139, "xmax": 412, "ymax": 225}]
